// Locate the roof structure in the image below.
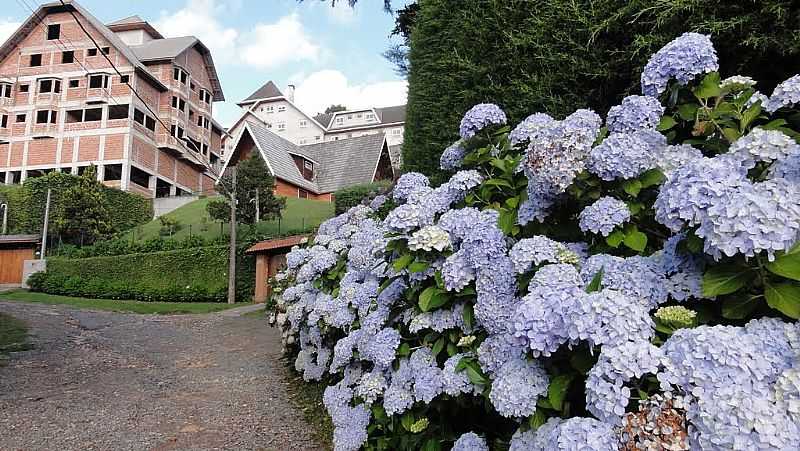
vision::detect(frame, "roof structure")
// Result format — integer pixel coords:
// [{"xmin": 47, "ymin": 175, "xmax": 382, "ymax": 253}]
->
[
  {"xmin": 0, "ymin": 1, "xmax": 224, "ymax": 101},
  {"xmin": 0, "ymin": 235, "xmax": 40, "ymax": 246},
  {"xmin": 375, "ymin": 105, "xmax": 406, "ymax": 124},
  {"xmin": 314, "ymin": 105, "xmax": 407, "ymax": 131},
  {"xmin": 239, "ymin": 81, "xmax": 284, "ymax": 105},
  {"xmin": 246, "ymin": 235, "xmax": 308, "ymax": 254},
  {"xmin": 224, "ymin": 115, "xmax": 391, "ymax": 194},
  {"xmin": 106, "ymin": 15, "xmax": 164, "ymax": 39}
]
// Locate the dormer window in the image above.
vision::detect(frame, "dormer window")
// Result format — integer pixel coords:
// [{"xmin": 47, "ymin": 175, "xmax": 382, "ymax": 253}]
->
[
  {"xmin": 335, "ymin": 117, "xmax": 343, "ymax": 124},
  {"xmin": 264, "ymin": 106, "xmax": 274, "ymax": 114},
  {"xmin": 299, "ymin": 119, "xmax": 308, "ymax": 128},
  {"xmin": 366, "ymin": 113, "xmax": 375, "ymax": 121},
  {"xmin": 278, "ymin": 106, "xmax": 286, "ymax": 113}
]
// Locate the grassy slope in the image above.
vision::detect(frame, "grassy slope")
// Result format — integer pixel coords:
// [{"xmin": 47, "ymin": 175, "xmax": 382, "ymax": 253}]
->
[
  {"xmin": 0, "ymin": 290, "xmax": 245, "ymax": 314},
  {"xmin": 0, "ymin": 312, "xmax": 31, "ymax": 357},
  {"xmin": 127, "ymin": 196, "xmax": 335, "ymax": 241}
]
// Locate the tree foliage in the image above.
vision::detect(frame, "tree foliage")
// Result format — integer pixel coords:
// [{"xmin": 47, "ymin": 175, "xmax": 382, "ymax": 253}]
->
[
  {"xmin": 403, "ymin": 0, "xmax": 800, "ymax": 184},
  {"xmin": 53, "ymin": 166, "xmax": 112, "ymax": 245},
  {"xmin": 324, "ymin": 104, "xmax": 348, "ymax": 114},
  {"xmin": 215, "ymin": 153, "xmax": 286, "ymax": 225}
]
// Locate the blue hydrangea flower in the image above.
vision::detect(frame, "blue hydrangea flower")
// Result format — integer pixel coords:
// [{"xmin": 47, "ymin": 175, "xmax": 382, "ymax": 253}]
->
[
  {"xmin": 656, "ymin": 143, "xmax": 704, "ymax": 178},
  {"xmin": 440, "ymin": 140, "xmax": 467, "ymax": 170},
  {"xmin": 729, "ymin": 128, "xmax": 800, "ymax": 170},
  {"xmin": 771, "ymin": 152, "xmax": 800, "ymax": 183},
  {"xmin": 452, "ymin": 432, "xmax": 489, "ymax": 451},
  {"xmin": 641, "ymin": 32, "xmax": 719, "ymax": 97},
  {"xmin": 355, "ymin": 370, "xmax": 388, "ymax": 405},
  {"xmin": 764, "ymin": 74, "xmax": 800, "ymax": 113},
  {"xmin": 477, "ymin": 332, "xmax": 525, "ymax": 376},
  {"xmin": 384, "ymin": 204, "xmax": 427, "ymax": 232},
  {"xmin": 409, "ymin": 348, "xmax": 444, "ymax": 403},
  {"xmin": 442, "ymin": 250, "xmax": 476, "ymax": 292},
  {"xmin": 393, "ymin": 172, "xmax": 430, "ymax": 203},
  {"xmin": 606, "ymin": 95, "xmax": 664, "ymax": 133},
  {"xmin": 442, "ymin": 353, "xmax": 479, "ymax": 396},
  {"xmin": 579, "ymin": 197, "xmax": 631, "ymax": 236},
  {"xmin": 515, "ymin": 417, "xmax": 619, "ymax": 450},
  {"xmin": 358, "ymin": 328, "xmax": 401, "ymax": 369},
  {"xmin": 369, "ymin": 195, "xmax": 387, "ymax": 210},
  {"xmin": 747, "ymin": 90, "xmax": 770, "ymax": 108},
  {"xmin": 509, "ymin": 112, "xmax": 556, "ymax": 145},
  {"xmin": 408, "ymin": 303, "xmax": 469, "ymax": 333},
  {"xmin": 459, "ymin": 103, "xmax": 507, "ymax": 139},
  {"xmin": 509, "ymin": 236, "xmax": 576, "ymax": 274},
  {"xmin": 588, "ymin": 129, "xmax": 666, "ymax": 180},
  {"xmin": 489, "ymin": 357, "xmax": 549, "ymax": 418},
  {"xmin": 570, "ymin": 289, "xmax": 655, "ymax": 348}
]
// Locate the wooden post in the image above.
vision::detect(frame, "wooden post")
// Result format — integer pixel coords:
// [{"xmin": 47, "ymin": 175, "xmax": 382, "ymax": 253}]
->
[
  {"xmin": 40, "ymin": 189, "xmax": 51, "ymax": 260},
  {"xmin": 227, "ymin": 168, "xmax": 237, "ymax": 304}
]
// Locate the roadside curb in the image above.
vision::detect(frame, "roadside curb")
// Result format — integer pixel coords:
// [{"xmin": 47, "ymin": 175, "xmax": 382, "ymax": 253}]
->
[{"xmin": 219, "ymin": 303, "xmax": 265, "ymax": 317}]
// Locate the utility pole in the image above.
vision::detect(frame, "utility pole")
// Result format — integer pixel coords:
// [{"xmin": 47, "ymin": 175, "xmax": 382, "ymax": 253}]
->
[
  {"xmin": 41, "ymin": 189, "xmax": 52, "ymax": 260},
  {"xmin": 0, "ymin": 202, "xmax": 7, "ymax": 235},
  {"xmin": 227, "ymin": 168, "xmax": 237, "ymax": 304},
  {"xmin": 255, "ymin": 190, "xmax": 260, "ymax": 223}
]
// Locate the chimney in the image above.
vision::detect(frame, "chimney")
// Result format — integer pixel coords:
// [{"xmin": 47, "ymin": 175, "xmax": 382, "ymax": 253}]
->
[{"xmin": 287, "ymin": 84, "xmax": 296, "ymax": 103}]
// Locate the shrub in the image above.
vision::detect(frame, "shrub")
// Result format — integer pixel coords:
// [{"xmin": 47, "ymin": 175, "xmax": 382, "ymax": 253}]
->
[
  {"xmin": 269, "ymin": 35, "xmax": 800, "ymax": 450},
  {"xmin": 403, "ymin": 0, "xmax": 800, "ymax": 184},
  {"xmin": 333, "ymin": 181, "xmax": 391, "ymax": 215}
]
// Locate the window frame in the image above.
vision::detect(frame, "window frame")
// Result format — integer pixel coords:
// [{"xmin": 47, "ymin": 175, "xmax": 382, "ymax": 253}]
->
[
  {"xmin": 0, "ymin": 83, "xmax": 12, "ymax": 98},
  {"xmin": 29, "ymin": 54, "xmax": 42, "ymax": 67},
  {"xmin": 87, "ymin": 48, "xmax": 98, "ymax": 57},
  {"xmin": 47, "ymin": 24, "xmax": 60, "ymax": 41},
  {"xmin": 108, "ymin": 104, "xmax": 129, "ymax": 120},
  {"xmin": 88, "ymin": 74, "xmax": 109, "ymax": 89},
  {"xmin": 15, "ymin": 113, "xmax": 26, "ymax": 123},
  {"xmin": 61, "ymin": 50, "xmax": 74, "ymax": 64}
]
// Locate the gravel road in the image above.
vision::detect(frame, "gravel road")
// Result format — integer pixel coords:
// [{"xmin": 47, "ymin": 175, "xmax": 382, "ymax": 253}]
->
[{"xmin": 0, "ymin": 301, "xmax": 323, "ymax": 451}]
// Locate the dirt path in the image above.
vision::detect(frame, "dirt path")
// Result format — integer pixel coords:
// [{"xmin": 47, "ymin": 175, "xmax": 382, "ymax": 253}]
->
[{"xmin": 0, "ymin": 301, "xmax": 323, "ymax": 451}]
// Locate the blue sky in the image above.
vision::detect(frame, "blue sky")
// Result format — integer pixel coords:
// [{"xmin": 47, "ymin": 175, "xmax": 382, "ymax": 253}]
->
[{"xmin": 1, "ymin": 0, "xmax": 408, "ymax": 126}]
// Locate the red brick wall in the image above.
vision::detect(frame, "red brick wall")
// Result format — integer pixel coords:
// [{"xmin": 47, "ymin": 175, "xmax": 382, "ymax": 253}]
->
[
  {"xmin": 158, "ymin": 153, "xmax": 176, "ymax": 178},
  {"xmin": 61, "ymin": 137, "xmax": 75, "ymax": 163},
  {"xmin": 27, "ymin": 138, "xmax": 58, "ymax": 166},
  {"xmin": 131, "ymin": 137, "xmax": 156, "ymax": 170},
  {"xmin": 0, "ymin": 143, "xmax": 8, "ymax": 167},
  {"xmin": 176, "ymin": 160, "xmax": 198, "ymax": 191},
  {"xmin": 9, "ymin": 143, "xmax": 23, "ymax": 166},
  {"xmin": 77, "ymin": 135, "xmax": 100, "ymax": 162},
  {"xmin": 104, "ymin": 134, "xmax": 124, "ymax": 160}
]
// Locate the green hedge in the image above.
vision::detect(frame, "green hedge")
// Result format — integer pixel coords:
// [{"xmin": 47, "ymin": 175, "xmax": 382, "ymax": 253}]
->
[
  {"xmin": 2, "ymin": 171, "xmax": 152, "ymax": 236},
  {"xmin": 402, "ymin": 0, "xmax": 800, "ymax": 183},
  {"xmin": 29, "ymin": 246, "xmax": 232, "ymax": 302},
  {"xmin": 334, "ymin": 181, "xmax": 391, "ymax": 215}
]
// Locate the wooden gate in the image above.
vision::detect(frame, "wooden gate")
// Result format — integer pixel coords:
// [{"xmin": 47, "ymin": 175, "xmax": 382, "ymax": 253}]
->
[{"xmin": 0, "ymin": 235, "xmax": 39, "ymax": 285}]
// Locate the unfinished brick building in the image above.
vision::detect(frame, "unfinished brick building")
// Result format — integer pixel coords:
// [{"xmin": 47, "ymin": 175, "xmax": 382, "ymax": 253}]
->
[{"xmin": 0, "ymin": 0, "xmax": 225, "ymax": 198}]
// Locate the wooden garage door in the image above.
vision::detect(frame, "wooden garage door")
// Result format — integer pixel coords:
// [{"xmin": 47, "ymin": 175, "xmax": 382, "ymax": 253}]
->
[{"xmin": 0, "ymin": 248, "xmax": 35, "ymax": 284}]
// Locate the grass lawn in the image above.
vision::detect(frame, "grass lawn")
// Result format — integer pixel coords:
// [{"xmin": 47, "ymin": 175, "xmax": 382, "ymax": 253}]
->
[
  {"xmin": 127, "ymin": 196, "xmax": 335, "ymax": 242},
  {"xmin": 0, "ymin": 290, "xmax": 246, "ymax": 315},
  {"xmin": 0, "ymin": 312, "xmax": 32, "ymax": 358}
]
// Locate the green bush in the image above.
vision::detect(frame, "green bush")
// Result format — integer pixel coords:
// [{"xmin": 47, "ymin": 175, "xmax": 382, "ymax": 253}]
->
[
  {"xmin": 31, "ymin": 246, "xmax": 231, "ymax": 302},
  {"xmin": 2, "ymin": 171, "xmax": 152, "ymax": 237},
  {"xmin": 402, "ymin": 0, "xmax": 800, "ymax": 183},
  {"xmin": 333, "ymin": 181, "xmax": 391, "ymax": 215}
]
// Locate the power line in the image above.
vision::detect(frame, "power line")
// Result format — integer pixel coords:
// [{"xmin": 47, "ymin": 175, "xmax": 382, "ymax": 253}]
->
[{"xmin": 57, "ymin": 0, "xmax": 221, "ymax": 181}]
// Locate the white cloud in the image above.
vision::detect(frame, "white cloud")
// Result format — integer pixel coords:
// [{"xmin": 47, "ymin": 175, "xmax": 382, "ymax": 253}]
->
[
  {"xmin": 293, "ymin": 70, "xmax": 407, "ymax": 116},
  {"xmin": 327, "ymin": 2, "xmax": 356, "ymax": 24},
  {"xmin": 155, "ymin": 0, "xmax": 238, "ymax": 63},
  {"xmin": 155, "ymin": 2, "xmax": 320, "ymax": 70},
  {"xmin": 240, "ymin": 14, "xmax": 320, "ymax": 69},
  {"xmin": 0, "ymin": 19, "xmax": 22, "ymax": 46}
]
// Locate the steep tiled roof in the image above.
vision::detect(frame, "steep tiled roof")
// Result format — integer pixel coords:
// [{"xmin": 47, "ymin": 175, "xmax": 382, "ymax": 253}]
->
[
  {"xmin": 107, "ymin": 15, "xmax": 145, "ymax": 26},
  {"xmin": 240, "ymin": 81, "xmax": 284, "ymax": 104},
  {"xmin": 297, "ymin": 134, "xmax": 388, "ymax": 193},
  {"xmin": 244, "ymin": 120, "xmax": 318, "ymax": 192},
  {"xmin": 313, "ymin": 113, "xmax": 334, "ymax": 128},
  {"xmin": 375, "ymin": 105, "xmax": 406, "ymax": 124}
]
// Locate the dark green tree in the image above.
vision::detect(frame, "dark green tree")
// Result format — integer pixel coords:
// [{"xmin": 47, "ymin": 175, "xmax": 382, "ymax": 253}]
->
[
  {"xmin": 215, "ymin": 153, "xmax": 285, "ymax": 225},
  {"xmin": 54, "ymin": 165, "xmax": 112, "ymax": 245},
  {"xmin": 324, "ymin": 104, "xmax": 348, "ymax": 114},
  {"xmin": 205, "ymin": 198, "xmax": 230, "ymax": 223},
  {"xmin": 403, "ymin": 0, "xmax": 800, "ymax": 184}
]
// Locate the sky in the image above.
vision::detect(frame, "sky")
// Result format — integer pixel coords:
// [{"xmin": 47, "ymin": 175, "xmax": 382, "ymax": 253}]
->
[{"xmin": 0, "ymin": 0, "xmax": 409, "ymax": 127}]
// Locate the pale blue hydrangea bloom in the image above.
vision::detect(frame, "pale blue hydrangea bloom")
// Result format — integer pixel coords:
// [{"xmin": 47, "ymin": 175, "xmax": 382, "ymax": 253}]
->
[
  {"xmin": 355, "ymin": 370, "xmax": 388, "ymax": 405},
  {"xmin": 409, "ymin": 348, "xmax": 444, "ymax": 403},
  {"xmin": 729, "ymin": 128, "xmax": 800, "ymax": 170},
  {"xmin": 511, "ymin": 418, "xmax": 618, "ymax": 450},
  {"xmin": 579, "ymin": 254, "xmax": 668, "ymax": 310},
  {"xmin": 641, "ymin": 32, "xmax": 719, "ymax": 97},
  {"xmin": 586, "ymin": 341, "xmax": 663, "ymax": 424},
  {"xmin": 442, "ymin": 250, "xmax": 476, "ymax": 292},
  {"xmin": 656, "ymin": 143, "xmax": 703, "ymax": 178},
  {"xmin": 771, "ymin": 152, "xmax": 800, "ymax": 183},
  {"xmin": 570, "ymin": 289, "xmax": 655, "ymax": 348},
  {"xmin": 446, "ymin": 170, "xmax": 484, "ymax": 194},
  {"xmin": 330, "ymin": 331, "xmax": 361, "ymax": 373},
  {"xmin": 477, "ymin": 332, "xmax": 525, "ymax": 376},
  {"xmin": 764, "ymin": 74, "xmax": 800, "ymax": 112},
  {"xmin": 393, "ymin": 172, "xmax": 430, "ymax": 203},
  {"xmin": 408, "ymin": 303, "xmax": 469, "ymax": 333},
  {"xmin": 383, "ymin": 359, "xmax": 415, "ymax": 416},
  {"xmin": 606, "ymin": 95, "xmax": 664, "ymax": 133},
  {"xmin": 452, "ymin": 432, "xmax": 489, "ymax": 451},
  {"xmin": 384, "ymin": 204, "xmax": 428, "ymax": 232},
  {"xmin": 746, "ymin": 90, "xmax": 770, "ymax": 108},
  {"xmin": 440, "ymin": 140, "xmax": 467, "ymax": 170},
  {"xmin": 369, "ymin": 194, "xmax": 387, "ymax": 210},
  {"xmin": 489, "ymin": 357, "xmax": 549, "ymax": 418},
  {"xmin": 286, "ymin": 246, "xmax": 310, "ymax": 269},
  {"xmin": 509, "ymin": 112, "xmax": 556, "ymax": 145},
  {"xmin": 588, "ymin": 129, "xmax": 665, "ymax": 180},
  {"xmin": 459, "ymin": 103, "xmax": 507, "ymax": 139},
  {"xmin": 509, "ymin": 235, "xmax": 575, "ymax": 274},
  {"xmin": 578, "ymin": 197, "xmax": 631, "ymax": 236},
  {"xmin": 519, "ymin": 109, "xmax": 602, "ymax": 224},
  {"xmin": 358, "ymin": 328, "xmax": 401, "ymax": 369},
  {"xmin": 442, "ymin": 353, "xmax": 479, "ymax": 396},
  {"xmin": 720, "ymin": 75, "xmax": 757, "ymax": 91},
  {"xmin": 331, "ymin": 403, "xmax": 370, "ymax": 451}
]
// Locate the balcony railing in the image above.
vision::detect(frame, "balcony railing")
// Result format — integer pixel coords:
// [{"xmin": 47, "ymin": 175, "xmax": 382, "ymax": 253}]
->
[
  {"xmin": 31, "ymin": 123, "xmax": 58, "ymax": 138},
  {"xmin": 0, "ymin": 97, "xmax": 14, "ymax": 107},
  {"xmin": 0, "ymin": 127, "xmax": 10, "ymax": 143},
  {"xmin": 157, "ymin": 135, "xmax": 184, "ymax": 157}
]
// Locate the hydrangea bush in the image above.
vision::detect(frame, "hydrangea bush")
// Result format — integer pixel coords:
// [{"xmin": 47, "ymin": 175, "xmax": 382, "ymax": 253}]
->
[{"xmin": 267, "ymin": 32, "xmax": 800, "ymax": 451}]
